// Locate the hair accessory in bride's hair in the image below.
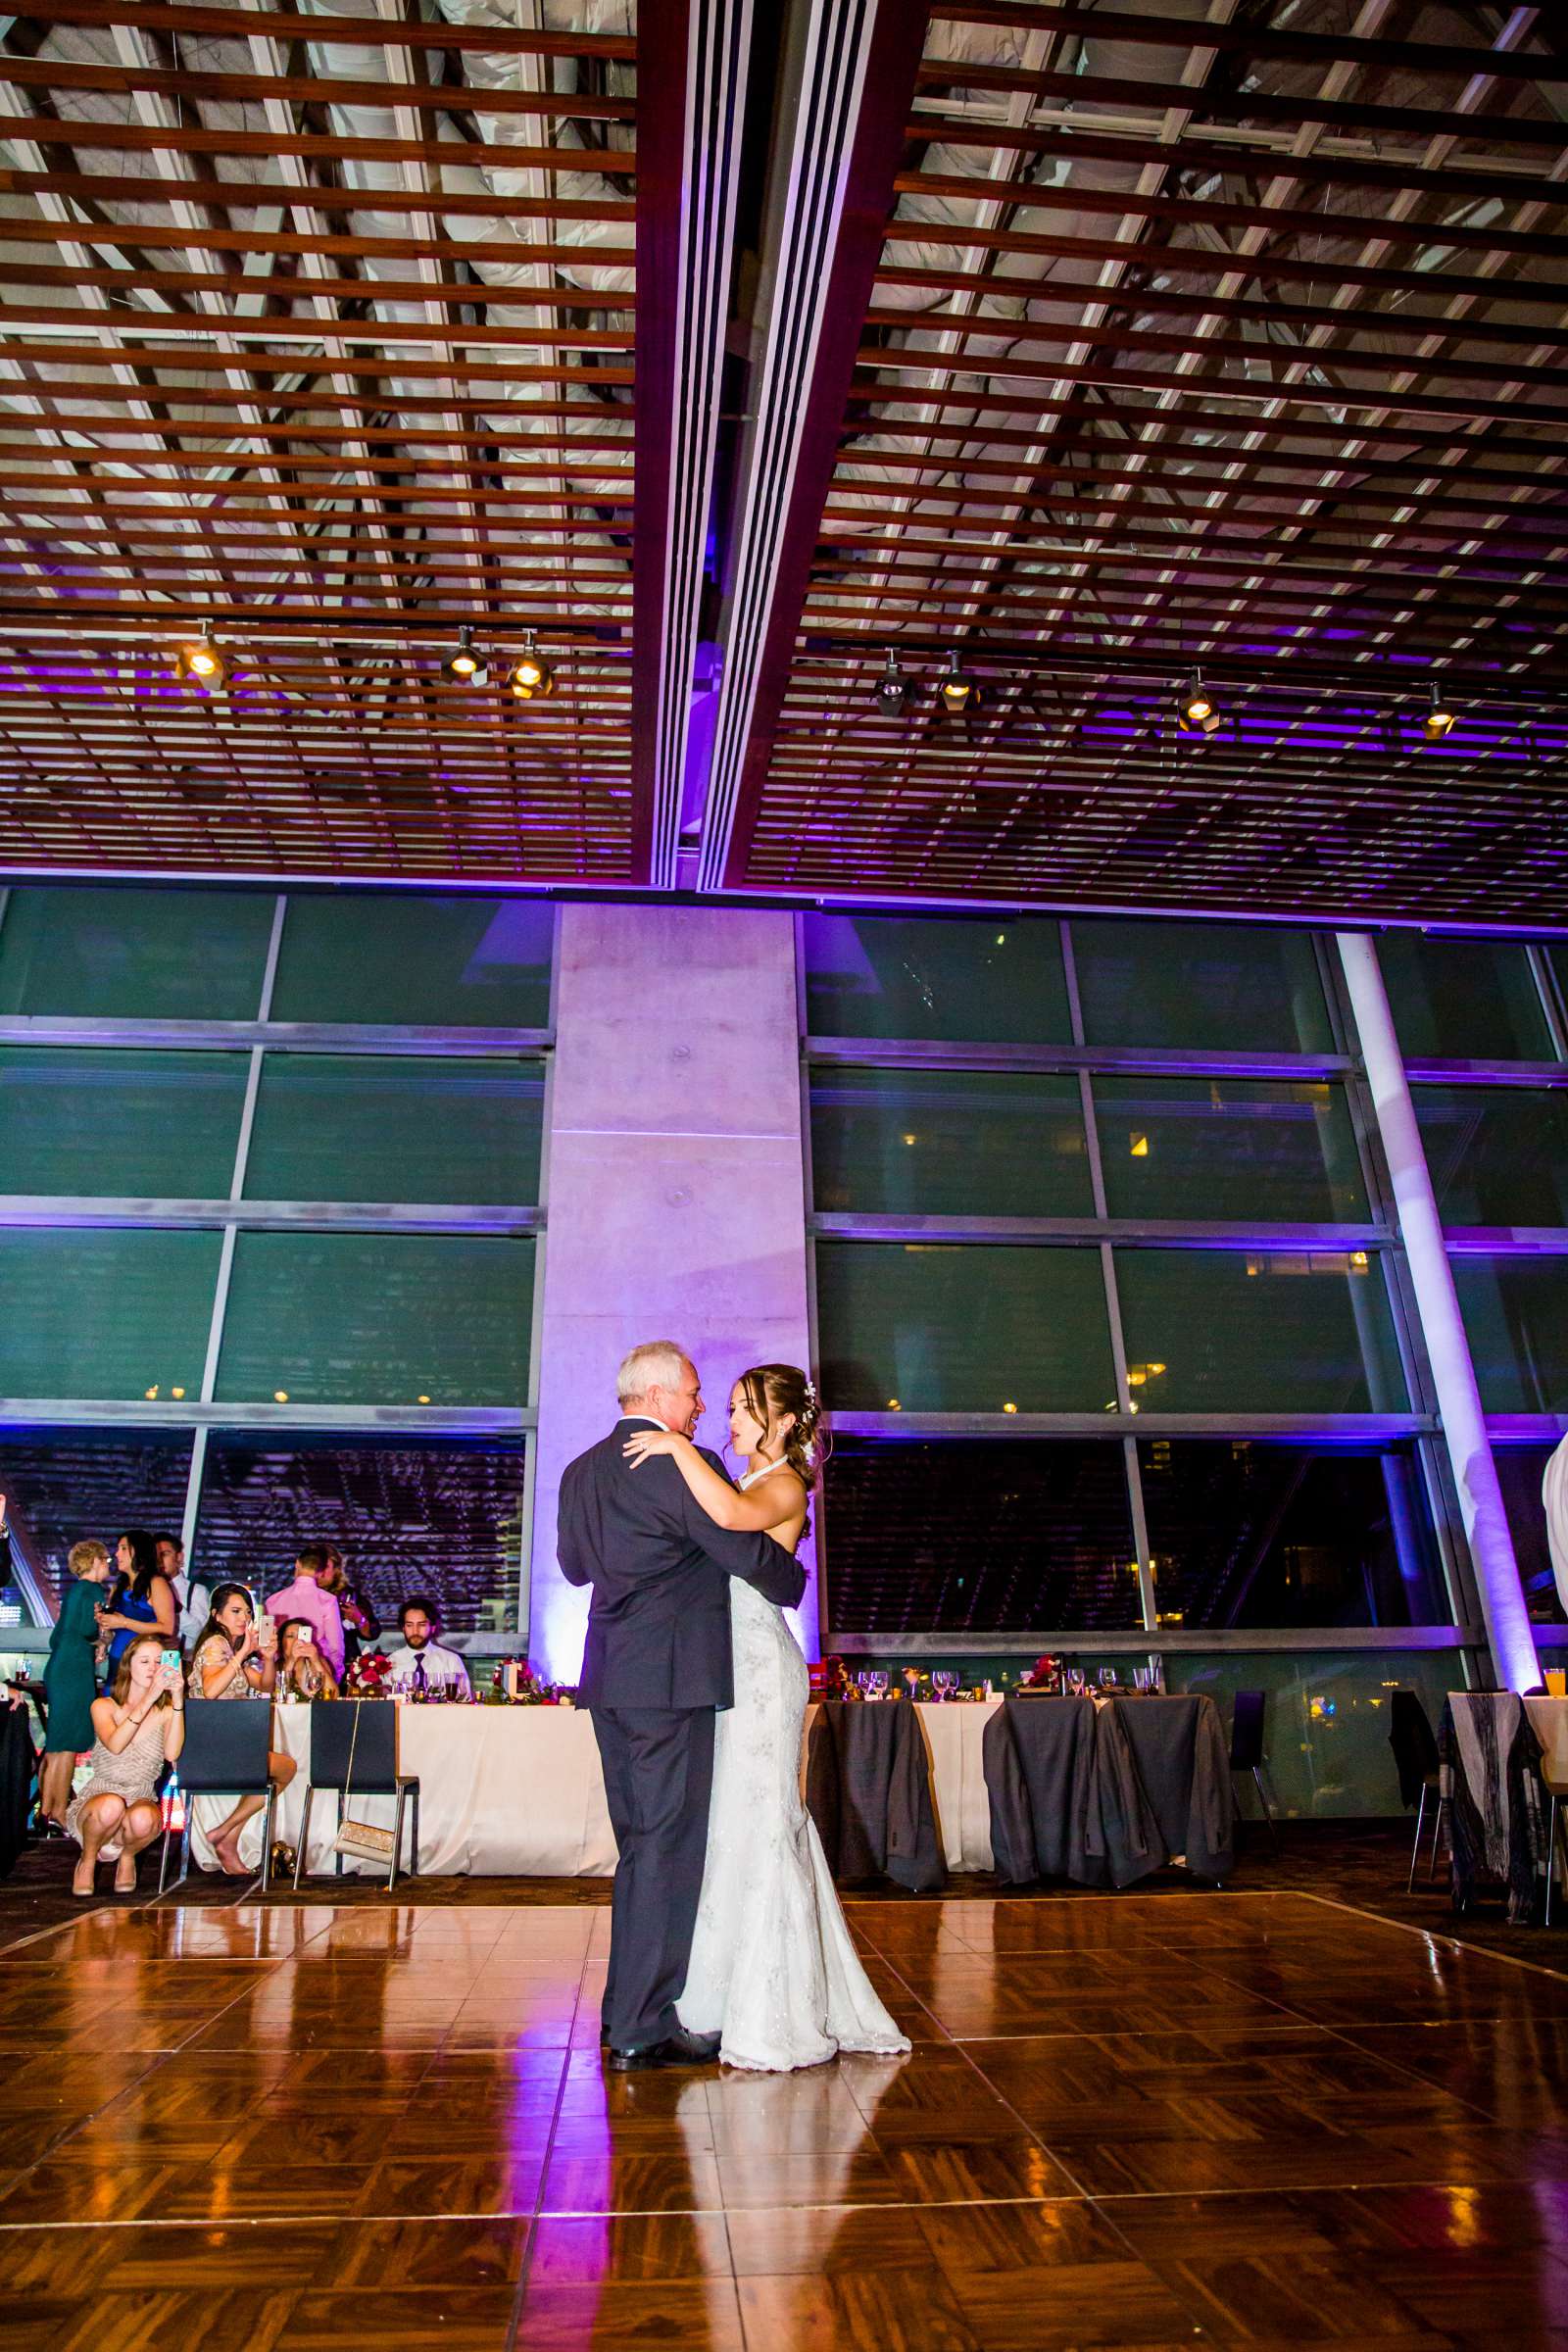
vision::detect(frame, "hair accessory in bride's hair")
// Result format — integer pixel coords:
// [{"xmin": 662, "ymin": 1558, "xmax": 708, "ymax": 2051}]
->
[{"xmin": 804, "ymin": 1378, "xmax": 818, "ymax": 1405}]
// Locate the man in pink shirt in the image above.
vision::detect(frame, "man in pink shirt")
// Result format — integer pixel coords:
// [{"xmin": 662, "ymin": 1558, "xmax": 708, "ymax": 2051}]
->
[{"xmin": 265, "ymin": 1544, "xmax": 346, "ymax": 1682}]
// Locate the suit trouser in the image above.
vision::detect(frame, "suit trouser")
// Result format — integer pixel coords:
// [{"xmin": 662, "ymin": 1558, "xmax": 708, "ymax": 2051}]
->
[{"xmin": 590, "ymin": 1704, "xmax": 715, "ymax": 2048}]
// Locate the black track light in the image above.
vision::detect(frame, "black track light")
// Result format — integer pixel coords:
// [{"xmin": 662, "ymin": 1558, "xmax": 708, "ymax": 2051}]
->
[
  {"xmin": 174, "ymin": 624, "xmax": 230, "ymax": 691},
  {"xmin": 938, "ymin": 650, "xmax": 978, "ymax": 715},
  {"xmin": 873, "ymin": 650, "xmax": 912, "ymax": 715},
  {"xmin": 507, "ymin": 630, "xmax": 555, "ymax": 702},
  {"xmin": 1422, "ymin": 679, "xmax": 1456, "ymax": 741},
  {"xmin": 1178, "ymin": 668, "xmax": 1221, "ymax": 735},
  {"xmin": 442, "ymin": 625, "xmax": 488, "ymax": 686}
]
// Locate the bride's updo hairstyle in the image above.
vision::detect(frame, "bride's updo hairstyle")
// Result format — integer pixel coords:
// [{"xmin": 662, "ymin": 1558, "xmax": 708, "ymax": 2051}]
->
[{"xmin": 737, "ymin": 1364, "xmax": 827, "ymax": 1485}]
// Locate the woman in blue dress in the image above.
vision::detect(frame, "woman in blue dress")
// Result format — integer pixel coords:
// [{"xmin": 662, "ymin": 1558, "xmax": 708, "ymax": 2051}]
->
[
  {"xmin": 95, "ymin": 1529, "xmax": 176, "ymax": 1683},
  {"xmin": 39, "ymin": 1537, "xmax": 114, "ymax": 1826}
]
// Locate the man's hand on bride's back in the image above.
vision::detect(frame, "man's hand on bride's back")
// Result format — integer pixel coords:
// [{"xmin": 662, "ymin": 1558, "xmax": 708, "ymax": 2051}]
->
[{"xmin": 623, "ymin": 1431, "xmax": 685, "ymax": 1467}]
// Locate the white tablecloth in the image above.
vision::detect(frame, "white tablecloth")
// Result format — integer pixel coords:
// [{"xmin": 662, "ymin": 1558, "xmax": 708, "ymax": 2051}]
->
[
  {"xmin": 188, "ymin": 1697, "xmax": 1004, "ymax": 1881},
  {"xmin": 1525, "ymin": 1695, "xmax": 1568, "ymax": 1792}
]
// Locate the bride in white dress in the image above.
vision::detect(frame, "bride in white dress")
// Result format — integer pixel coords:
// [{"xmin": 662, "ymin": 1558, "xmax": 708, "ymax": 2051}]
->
[{"xmin": 623, "ymin": 1364, "xmax": 909, "ymax": 2073}]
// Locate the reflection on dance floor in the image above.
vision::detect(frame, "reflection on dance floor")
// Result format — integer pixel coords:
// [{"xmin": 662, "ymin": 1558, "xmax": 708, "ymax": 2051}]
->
[{"xmin": 4, "ymin": 1891, "xmax": 1568, "ymax": 2346}]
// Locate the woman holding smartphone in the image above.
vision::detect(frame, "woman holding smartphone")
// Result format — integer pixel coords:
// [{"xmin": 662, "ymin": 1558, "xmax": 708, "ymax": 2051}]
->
[
  {"xmin": 278, "ymin": 1619, "xmax": 339, "ymax": 1701},
  {"xmin": 67, "ymin": 1631, "xmax": 185, "ymax": 1896},
  {"xmin": 186, "ymin": 1583, "xmax": 295, "ymax": 1875}
]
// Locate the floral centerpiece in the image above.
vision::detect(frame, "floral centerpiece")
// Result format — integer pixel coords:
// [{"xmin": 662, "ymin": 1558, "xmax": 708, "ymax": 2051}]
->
[
  {"xmin": 343, "ymin": 1649, "xmax": 395, "ymax": 1698},
  {"xmin": 1018, "ymin": 1653, "xmax": 1061, "ymax": 1692},
  {"xmin": 485, "ymin": 1658, "xmax": 575, "ymax": 1706}
]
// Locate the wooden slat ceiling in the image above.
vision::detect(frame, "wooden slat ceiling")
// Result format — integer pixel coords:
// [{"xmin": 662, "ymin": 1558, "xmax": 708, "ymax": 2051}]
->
[
  {"xmin": 1, "ymin": 0, "xmax": 1566, "ymax": 923},
  {"xmin": 713, "ymin": 0, "xmax": 1568, "ymax": 925},
  {"xmin": 0, "ymin": 0, "xmax": 644, "ymax": 881}
]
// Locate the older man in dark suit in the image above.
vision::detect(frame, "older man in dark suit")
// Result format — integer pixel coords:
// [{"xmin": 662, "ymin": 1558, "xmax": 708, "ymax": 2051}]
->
[{"xmin": 558, "ymin": 1341, "xmax": 806, "ymax": 2071}]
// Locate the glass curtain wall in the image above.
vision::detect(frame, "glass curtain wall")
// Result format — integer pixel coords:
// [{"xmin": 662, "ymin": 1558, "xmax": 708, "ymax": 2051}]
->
[
  {"xmin": 802, "ymin": 910, "xmax": 1488, "ymax": 1816},
  {"xmin": 0, "ymin": 886, "xmax": 552, "ymax": 1645},
  {"xmin": 1382, "ymin": 933, "xmax": 1568, "ymax": 1640}
]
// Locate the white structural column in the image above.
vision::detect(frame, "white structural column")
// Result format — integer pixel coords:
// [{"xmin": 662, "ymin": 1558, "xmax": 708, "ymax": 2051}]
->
[
  {"xmin": 1338, "ymin": 932, "xmax": 1540, "ymax": 1690},
  {"xmin": 529, "ymin": 906, "xmax": 816, "ymax": 1682}
]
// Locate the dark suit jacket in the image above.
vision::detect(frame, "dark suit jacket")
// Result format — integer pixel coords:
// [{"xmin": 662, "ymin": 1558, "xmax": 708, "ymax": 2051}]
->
[{"xmin": 558, "ymin": 1418, "xmax": 807, "ymax": 1710}]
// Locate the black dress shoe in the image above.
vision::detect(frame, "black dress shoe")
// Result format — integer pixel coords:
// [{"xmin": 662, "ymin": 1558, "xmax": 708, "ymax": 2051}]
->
[
  {"xmin": 665, "ymin": 2024, "xmax": 721, "ymax": 2062},
  {"xmin": 606, "ymin": 2030, "xmax": 718, "ymax": 2072}
]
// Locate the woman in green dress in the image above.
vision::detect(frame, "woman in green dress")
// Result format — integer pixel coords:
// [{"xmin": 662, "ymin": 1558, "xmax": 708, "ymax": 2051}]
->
[{"xmin": 40, "ymin": 1537, "xmax": 113, "ymax": 1828}]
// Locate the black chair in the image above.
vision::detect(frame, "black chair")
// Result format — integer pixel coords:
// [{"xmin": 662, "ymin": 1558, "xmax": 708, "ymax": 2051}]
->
[
  {"xmin": 1229, "ymin": 1690, "xmax": 1279, "ymax": 1850},
  {"xmin": 159, "ymin": 1699, "xmax": 278, "ymax": 1894},
  {"xmin": 1388, "ymin": 1689, "xmax": 1446, "ymax": 1892},
  {"xmin": 294, "ymin": 1701, "xmax": 419, "ymax": 1891}
]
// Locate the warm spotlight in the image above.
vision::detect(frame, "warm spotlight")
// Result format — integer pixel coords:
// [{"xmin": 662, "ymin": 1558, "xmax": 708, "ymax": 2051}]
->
[
  {"xmin": 1178, "ymin": 669, "xmax": 1220, "ymax": 735},
  {"xmin": 174, "ymin": 626, "xmax": 230, "ymax": 690},
  {"xmin": 1423, "ymin": 679, "xmax": 1456, "ymax": 740},
  {"xmin": 507, "ymin": 631, "xmax": 555, "ymax": 701},
  {"xmin": 442, "ymin": 625, "xmax": 488, "ymax": 686},
  {"xmin": 938, "ymin": 650, "xmax": 977, "ymax": 715},
  {"xmin": 873, "ymin": 650, "xmax": 911, "ymax": 715}
]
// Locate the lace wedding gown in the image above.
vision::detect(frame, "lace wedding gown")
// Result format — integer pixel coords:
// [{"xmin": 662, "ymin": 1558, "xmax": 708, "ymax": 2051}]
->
[{"xmin": 676, "ymin": 1470, "xmax": 910, "ymax": 2072}]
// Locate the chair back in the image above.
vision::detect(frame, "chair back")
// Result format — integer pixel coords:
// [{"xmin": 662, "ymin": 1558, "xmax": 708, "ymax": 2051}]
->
[
  {"xmin": 1388, "ymin": 1689, "xmax": 1440, "ymax": 1806},
  {"xmin": 309, "ymin": 1698, "xmax": 399, "ymax": 1790},
  {"xmin": 1229, "ymin": 1690, "xmax": 1267, "ymax": 1771},
  {"xmin": 179, "ymin": 1698, "xmax": 274, "ymax": 1794}
]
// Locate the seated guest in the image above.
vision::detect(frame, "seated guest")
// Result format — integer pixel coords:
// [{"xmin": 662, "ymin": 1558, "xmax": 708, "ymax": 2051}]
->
[
  {"xmin": 187, "ymin": 1584, "xmax": 295, "ymax": 1876},
  {"xmin": 155, "ymin": 1532, "xmax": 210, "ymax": 1651},
  {"xmin": 40, "ymin": 1539, "xmax": 113, "ymax": 1828},
  {"xmin": 278, "ymin": 1618, "xmax": 340, "ymax": 1702},
  {"xmin": 320, "ymin": 1544, "xmax": 380, "ymax": 1675},
  {"xmin": 67, "ymin": 1631, "xmax": 185, "ymax": 1898},
  {"xmin": 264, "ymin": 1544, "xmax": 345, "ymax": 1683},
  {"xmin": 383, "ymin": 1596, "xmax": 470, "ymax": 1698},
  {"xmin": 96, "ymin": 1529, "xmax": 176, "ymax": 1679}
]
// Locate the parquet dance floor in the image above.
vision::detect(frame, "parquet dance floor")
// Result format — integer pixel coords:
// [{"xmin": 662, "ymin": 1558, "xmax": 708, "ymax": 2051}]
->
[{"xmin": 5, "ymin": 1889, "xmax": 1568, "ymax": 2348}]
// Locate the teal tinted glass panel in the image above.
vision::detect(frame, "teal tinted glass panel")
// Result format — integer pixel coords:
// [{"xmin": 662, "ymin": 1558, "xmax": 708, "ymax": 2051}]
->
[
  {"xmin": 0, "ymin": 1049, "xmax": 248, "ymax": 1198},
  {"xmin": 1451, "ymin": 1256, "xmax": 1568, "ymax": 1413},
  {"xmin": 0, "ymin": 1230, "xmax": 220, "ymax": 1399},
  {"xmin": 1376, "ymin": 934, "xmax": 1553, "ymax": 1061},
  {"xmin": 815, "ymin": 1242, "xmax": 1114, "ymax": 1411},
  {"xmin": 1094, "ymin": 1076, "xmax": 1368, "ymax": 1223},
  {"xmin": 810, "ymin": 1068, "xmax": 1091, "ymax": 1216},
  {"xmin": 244, "ymin": 1055, "xmax": 544, "ymax": 1205},
  {"xmin": 1412, "ymin": 1085, "xmax": 1568, "ymax": 1229},
  {"xmin": 0, "ymin": 886, "xmax": 274, "ymax": 1021},
  {"xmin": 1137, "ymin": 1439, "xmax": 1447, "ymax": 1629},
  {"xmin": 1494, "ymin": 1443, "xmax": 1565, "ymax": 1627},
  {"xmin": 1168, "ymin": 1651, "xmax": 1459, "ymax": 1819},
  {"xmin": 1072, "ymin": 919, "xmax": 1334, "ymax": 1053},
  {"xmin": 1114, "ymin": 1248, "xmax": 1408, "ymax": 1413},
  {"xmin": 216, "ymin": 1233, "xmax": 534, "ymax": 1404},
  {"xmin": 196, "ymin": 1434, "xmax": 526, "ymax": 1638},
  {"xmin": 803, "ymin": 914, "xmax": 1070, "ymax": 1043},
  {"xmin": 270, "ymin": 897, "xmax": 553, "ymax": 1027}
]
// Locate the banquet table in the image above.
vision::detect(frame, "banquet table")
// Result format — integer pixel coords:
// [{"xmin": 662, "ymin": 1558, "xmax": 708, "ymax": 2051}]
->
[
  {"xmin": 190, "ymin": 1702, "xmax": 618, "ymax": 1879},
  {"xmin": 804, "ymin": 1698, "xmax": 948, "ymax": 1891},
  {"xmin": 985, "ymin": 1692, "xmax": 1236, "ymax": 1888},
  {"xmin": 183, "ymin": 1695, "xmax": 1047, "ymax": 1882}
]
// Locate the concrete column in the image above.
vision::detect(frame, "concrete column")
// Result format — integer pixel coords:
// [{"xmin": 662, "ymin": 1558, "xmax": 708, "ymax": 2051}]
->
[
  {"xmin": 1338, "ymin": 931, "xmax": 1540, "ymax": 1690},
  {"xmin": 529, "ymin": 905, "xmax": 816, "ymax": 1682}
]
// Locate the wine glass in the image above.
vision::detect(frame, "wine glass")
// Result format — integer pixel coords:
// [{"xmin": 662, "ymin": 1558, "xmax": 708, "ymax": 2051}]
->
[
  {"xmin": 1066, "ymin": 1665, "xmax": 1087, "ymax": 1698},
  {"xmin": 869, "ymin": 1670, "xmax": 889, "ymax": 1700},
  {"xmin": 1099, "ymin": 1667, "xmax": 1118, "ymax": 1692},
  {"xmin": 935, "ymin": 1671, "xmax": 957, "ymax": 1702}
]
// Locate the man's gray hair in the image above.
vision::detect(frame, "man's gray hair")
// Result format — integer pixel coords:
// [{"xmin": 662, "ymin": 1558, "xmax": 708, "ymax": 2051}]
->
[{"xmin": 616, "ymin": 1341, "xmax": 688, "ymax": 1404}]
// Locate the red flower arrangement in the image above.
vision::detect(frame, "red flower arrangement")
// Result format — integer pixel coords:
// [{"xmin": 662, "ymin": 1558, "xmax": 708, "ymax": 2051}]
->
[
  {"xmin": 343, "ymin": 1650, "xmax": 395, "ymax": 1697},
  {"xmin": 1019, "ymin": 1653, "xmax": 1061, "ymax": 1691}
]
